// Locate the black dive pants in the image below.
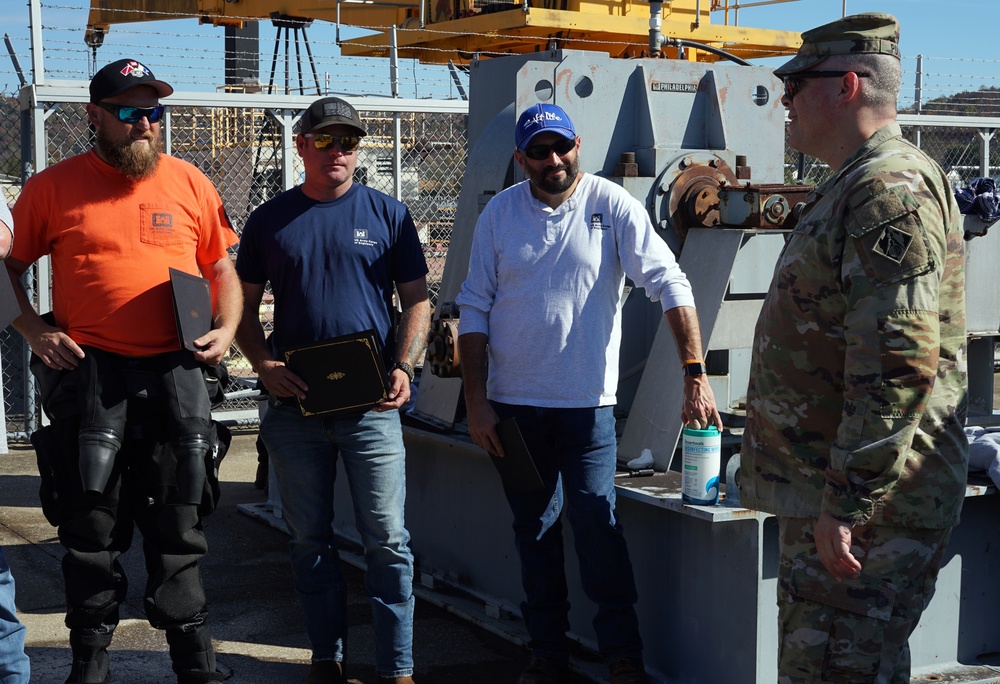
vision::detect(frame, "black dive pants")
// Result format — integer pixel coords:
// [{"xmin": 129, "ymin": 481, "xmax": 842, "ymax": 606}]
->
[
  {"xmin": 49, "ymin": 362, "xmax": 213, "ymax": 632},
  {"xmin": 76, "ymin": 348, "xmax": 212, "ymax": 503}
]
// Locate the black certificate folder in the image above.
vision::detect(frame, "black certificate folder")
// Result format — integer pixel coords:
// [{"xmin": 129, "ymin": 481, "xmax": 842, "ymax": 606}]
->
[
  {"xmin": 284, "ymin": 330, "xmax": 389, "ymax": 418},
  {"xmin": 169, "ymin": 267, "xmax": 212, "ymax": 352},
  {"xmin": 494, "ymin": 418, "xmax": 544, "ymax": 494}
]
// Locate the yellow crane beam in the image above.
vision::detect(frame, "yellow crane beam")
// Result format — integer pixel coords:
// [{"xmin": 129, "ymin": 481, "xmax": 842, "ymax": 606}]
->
[
  {"xmin": 339, "ymin": 6, "xmax": 802, "ymax": 63},
  {"xmin": 85, "ymin": 0, "xmax": 418, "ymax": 36},
  {"xmin": 84, "ymin": 0, "xmax": 801, "ymax": 65}
]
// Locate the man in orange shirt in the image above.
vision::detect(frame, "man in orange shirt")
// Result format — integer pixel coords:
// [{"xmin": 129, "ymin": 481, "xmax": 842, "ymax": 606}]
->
[{"xmin": 5, "ymin": 58, "xmax": 241, "ymax": 684}]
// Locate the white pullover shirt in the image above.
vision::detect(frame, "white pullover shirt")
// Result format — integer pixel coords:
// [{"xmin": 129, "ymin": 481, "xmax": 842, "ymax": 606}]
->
[{"xmin": 457, "ymin": 173, "xmax": 695, "ymax": 408}]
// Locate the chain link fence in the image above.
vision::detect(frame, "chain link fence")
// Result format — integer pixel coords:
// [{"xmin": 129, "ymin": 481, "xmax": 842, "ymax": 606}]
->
[
  {"xmin": 2, "ymin": 88, "xmax": 28, "ymax": 443},
  {"xmin": 783, "ymin": 119, "xmax": 1000, "ymax": 188},
  {"xmin": 2, "ymin": 87, "xmax": 466, "ymax": 439},
  {"xmin": 4, "ymin": 84, "xmax": 1000, "ymax": 439}
]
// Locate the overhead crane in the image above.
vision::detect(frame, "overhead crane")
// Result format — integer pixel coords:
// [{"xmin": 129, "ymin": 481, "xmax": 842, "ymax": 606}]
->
[
  {"xmin": 68, "ymin": 2, "xmax": 1000, "ymax": 682},
  {"xmin": 84, "ymin": 0, "xmax": 803, "ymax": 65}
]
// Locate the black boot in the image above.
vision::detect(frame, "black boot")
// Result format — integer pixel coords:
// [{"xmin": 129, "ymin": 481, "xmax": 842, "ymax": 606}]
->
[
  {"xmin": 66, "ymin": 626, "xmax": 114, "ymax": 684},
  {"xmin": 166, "ymin": 624, "xmax": 227, "ymax": 683}
]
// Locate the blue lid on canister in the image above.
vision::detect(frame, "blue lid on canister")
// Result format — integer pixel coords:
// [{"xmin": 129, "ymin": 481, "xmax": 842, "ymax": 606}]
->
[{"xmin": 682, "ymin": 425, "xmax": 720, "ymax": 437}]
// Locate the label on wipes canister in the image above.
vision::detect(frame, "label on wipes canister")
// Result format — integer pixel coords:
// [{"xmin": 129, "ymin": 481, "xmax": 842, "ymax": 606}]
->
[{"xmin": 682, "ymin": 426, "xmax": 721, "ymax": 505}]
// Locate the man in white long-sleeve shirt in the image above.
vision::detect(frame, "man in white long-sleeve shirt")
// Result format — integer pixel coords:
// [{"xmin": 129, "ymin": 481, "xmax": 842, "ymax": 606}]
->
[{"xmin": 456, "ymin": 103, "xmax": 721, "ymax": 684}]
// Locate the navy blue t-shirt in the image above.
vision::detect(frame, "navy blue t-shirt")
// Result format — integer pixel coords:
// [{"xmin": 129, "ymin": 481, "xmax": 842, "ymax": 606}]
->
[{"xmin": 236, "ymin": 183, "xmax": 428, "ymax": 369}]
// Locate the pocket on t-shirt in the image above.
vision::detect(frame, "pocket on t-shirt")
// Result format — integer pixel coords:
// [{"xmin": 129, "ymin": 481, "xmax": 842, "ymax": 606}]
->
[{"xmin": 140, "ymin": 203, "xmax": 189, "ymax": 246}]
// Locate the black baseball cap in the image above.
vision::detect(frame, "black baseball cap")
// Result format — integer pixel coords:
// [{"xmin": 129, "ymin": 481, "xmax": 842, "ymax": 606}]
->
[
  {"xmin": 297, "ymin": 96, "xmax": 367, "ymax": 137},
  {"xmin": 89, "ymin": 59, "xmax": 173, "ymax": 104}
]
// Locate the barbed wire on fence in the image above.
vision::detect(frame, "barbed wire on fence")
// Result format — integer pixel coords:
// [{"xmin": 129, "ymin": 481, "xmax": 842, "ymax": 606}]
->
[
  {"xmin": 7, "ymin": 1, "xmax": 1000, "ymax": 107},
  {"xmin": 6, "ymin": 1, "xmax": 469, "ymax": 100}
]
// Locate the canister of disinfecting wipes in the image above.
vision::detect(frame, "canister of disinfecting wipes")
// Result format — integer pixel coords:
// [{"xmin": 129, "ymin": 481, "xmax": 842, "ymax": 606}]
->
[{"xmin": 681, "ymin": 425, "xmax": 721, "ymax": 505}]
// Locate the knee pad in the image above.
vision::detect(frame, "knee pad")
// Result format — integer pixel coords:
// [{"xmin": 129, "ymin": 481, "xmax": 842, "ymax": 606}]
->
[
  {"xmin": 77, "ymin": 428, "xmax": 123, "ymax": 495},
  {"xmin": 173, "ymin": 434, "xmax": 211, "ymax": 505}
]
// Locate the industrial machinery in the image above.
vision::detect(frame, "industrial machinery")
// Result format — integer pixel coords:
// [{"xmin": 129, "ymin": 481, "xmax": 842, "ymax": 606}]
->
[
  {"xmin": 70, "ymin": 1, "xmax": 1000, "ymax": 680},
  {"xmin": 398, "ymin": 49, "xmax": 1000, "ymax": 684},
  {"xmin": 83, "ymin": 0, "xmax": 803, "ymax": 64},
  {"xmin": 416, "ymin": 48, "xmax": 803, "ymax": 467}
]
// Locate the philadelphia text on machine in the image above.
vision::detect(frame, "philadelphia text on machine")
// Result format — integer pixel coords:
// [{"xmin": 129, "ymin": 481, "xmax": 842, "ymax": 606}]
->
[{"xmin": 78, "ymin": 0, "xmax": 1000, "ymax": 681}]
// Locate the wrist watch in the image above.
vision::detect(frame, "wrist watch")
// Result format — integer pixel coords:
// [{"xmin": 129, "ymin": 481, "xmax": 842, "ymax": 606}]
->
[
  {"xmin": 682, "ymin": 360, "xmax": 707, "ymax": 377},
  {"xmin": 392, "ymin": 361, "xmax": 415, "ymax": 382}
]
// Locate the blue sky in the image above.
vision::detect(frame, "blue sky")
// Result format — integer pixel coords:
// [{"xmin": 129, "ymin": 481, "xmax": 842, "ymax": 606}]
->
[
  {"xmin": 741, "ymin": 0, "xmax": 990, "ymax": 60},
  {"xmin": 747, "ymin": 1, "xmax": 1000, "ymax": 92},
  {"xmin": 1, "ymin": 0, "xmax": 998, "ymax": 102},
  {"xmin": 748, "ymin": 0, "xmax": 1000, "ymax": 106}
]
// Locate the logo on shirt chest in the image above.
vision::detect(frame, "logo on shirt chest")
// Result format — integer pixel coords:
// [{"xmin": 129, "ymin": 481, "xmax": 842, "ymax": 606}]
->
[
  {"xmin": 150, "ymin": 212, "xmax": 174, "ymax": 235},
  {"xmin": 354, "ymin": 228, "xmax": 377, "ymax": 247},
  {"xmin": 590, "ymin": 213, "xmax": 609, "ymax": 231}
]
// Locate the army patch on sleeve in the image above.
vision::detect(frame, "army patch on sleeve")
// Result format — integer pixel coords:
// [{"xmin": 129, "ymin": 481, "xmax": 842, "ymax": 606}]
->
[
  {"xmin": 873, "ymin": 225, "xmax": 913, "ymax": 263},
  {"xmin": 846, "ymin": 184, "xmax": 934, "ymax": 286}
]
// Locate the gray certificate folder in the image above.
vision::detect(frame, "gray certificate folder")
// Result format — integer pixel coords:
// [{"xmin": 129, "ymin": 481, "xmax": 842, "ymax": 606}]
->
[
  {"xmin": 169, "ymin": 268, "xmax": 212, "ymax": 352},
  {"xmin": 494, "ymin": 418, "xmax": 544, "ymax": 494},
  {"xmin": 284, "ymin": 330, "xmax": 389, "ymax": 418},
  {"xmin": 0, "ymin": 269, "xmax": 19, "ymax": 331}
]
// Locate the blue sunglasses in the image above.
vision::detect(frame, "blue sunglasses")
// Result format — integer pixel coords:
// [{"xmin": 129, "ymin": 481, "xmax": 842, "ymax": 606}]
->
[{"xmin": 99, "ymin": 102, "xmax": 166, "ymax": 124}]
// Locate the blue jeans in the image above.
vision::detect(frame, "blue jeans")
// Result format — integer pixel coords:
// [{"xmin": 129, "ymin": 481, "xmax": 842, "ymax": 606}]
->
[
  {"xmin": 261, "ymin": 400, "xmax": 414, "ymax": 678},
  {"xmin": 0, "ymin": 547, "xmax": 29, "ymax": 684},
  {"xmin": 492, "ymin": 403, "xmax": 642, "ymax": 663}
]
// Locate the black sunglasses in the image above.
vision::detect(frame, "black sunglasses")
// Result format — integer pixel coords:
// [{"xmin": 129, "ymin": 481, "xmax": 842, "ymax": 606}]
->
[
  {"xmin": 782, "ymin": 71, "xmax": 871, "ymax": 100},
  {"xmin": 99, "ymin": 102, "xmax": 165, "ymax": 124},
  {"xmin": 305, "ymin": 133, "xmax": 361, "ymax": 152},
  {"xmin": 522, "ymin": 137, "xmax": 577, "ymax": 161}
]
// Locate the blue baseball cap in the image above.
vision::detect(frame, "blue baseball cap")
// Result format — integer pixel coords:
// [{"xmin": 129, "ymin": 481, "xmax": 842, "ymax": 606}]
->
[{"xmin": 515, "ymin": 103, "xmax": 576, "ymax": 151}]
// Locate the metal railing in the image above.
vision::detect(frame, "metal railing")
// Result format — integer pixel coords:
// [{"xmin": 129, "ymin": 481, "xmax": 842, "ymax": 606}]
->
[
  {"xmin": 2, "ymin": 85, "xmax": 467, "ymax": 439},
  {"xmin": 5, "ymin": 84, "xmax": 1000, "ymax": 439}
]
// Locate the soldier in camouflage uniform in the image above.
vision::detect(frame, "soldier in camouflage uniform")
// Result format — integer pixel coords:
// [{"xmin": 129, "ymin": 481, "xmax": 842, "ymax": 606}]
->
[{"xmin": 737, "ymin": 13, "xmax": 969, "ymax": 684}]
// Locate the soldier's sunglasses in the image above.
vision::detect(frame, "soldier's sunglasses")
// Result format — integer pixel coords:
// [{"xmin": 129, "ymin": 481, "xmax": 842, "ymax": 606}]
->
[
  {"xmin": 99, "ymin": 102, "xmax": 166, "ymax": 124},
  {"xmin": 782, "ymin": 71, "xmax": 871, "ymax": 100},
  {"xmin": 522, "ymin": 137, "xmax": 577, "ymax": 161},
  {"xmin": 305, "ymin": 133, "xmax": 361, "ymax": 152}
]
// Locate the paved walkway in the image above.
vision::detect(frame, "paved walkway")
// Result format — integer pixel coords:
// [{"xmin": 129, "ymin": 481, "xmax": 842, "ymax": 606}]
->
[{"xmin": 0, "ymin": 431, "xmax": 597, "ymax": 684}]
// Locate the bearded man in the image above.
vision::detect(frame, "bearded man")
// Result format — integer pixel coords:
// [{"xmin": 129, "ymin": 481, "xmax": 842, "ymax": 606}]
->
[{"xmin": 6, "ymin": 58, "xmax": 241, "ymax": 684}]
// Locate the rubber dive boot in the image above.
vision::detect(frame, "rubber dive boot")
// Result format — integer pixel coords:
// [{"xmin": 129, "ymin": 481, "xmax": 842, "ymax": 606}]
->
[
  {"xmin": 167, "ymin": 624, "xmax": 227, "ymax": 683},
  {"xmin": 65, "ymin": 627, "xmax": 114, "ymax": 684}
]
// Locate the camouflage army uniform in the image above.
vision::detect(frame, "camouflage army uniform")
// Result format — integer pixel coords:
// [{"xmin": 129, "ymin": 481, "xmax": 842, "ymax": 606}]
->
[{"xmin": 739, "ymin": 122, "xmax": 968, "ymax": 683}]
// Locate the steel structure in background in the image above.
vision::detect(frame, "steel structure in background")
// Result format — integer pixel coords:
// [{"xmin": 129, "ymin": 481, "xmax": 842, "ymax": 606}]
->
[
  {"xmin": 385, "ymin": 49, "xmax": 1000, "ymax": 683},
  {"xmin": 81, "ymin": 0, "xmax": 803, "ymax": 65},
  {"xmin": 5, "ymin": 2, "xmax": 1000, "ymax": 681},
  {"xmin": 3, "ymin": 83, "xmax": 467, "ymax": 437}
]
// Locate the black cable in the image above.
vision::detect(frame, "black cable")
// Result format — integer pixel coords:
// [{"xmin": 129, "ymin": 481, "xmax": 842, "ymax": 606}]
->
[{"xmin": 663, "ymin": 37, "xmax": 752, "ymax": 66}]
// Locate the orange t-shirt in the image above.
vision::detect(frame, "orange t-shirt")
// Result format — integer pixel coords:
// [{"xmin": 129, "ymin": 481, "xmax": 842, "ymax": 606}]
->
[{"xmin": 12, "ymin": 150, "xmax": 239, "ymax": 356}]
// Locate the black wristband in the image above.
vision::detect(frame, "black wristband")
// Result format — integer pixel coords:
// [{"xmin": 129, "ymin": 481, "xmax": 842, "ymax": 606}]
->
[
  {"xmin": 392, "ymin": 361, "xmax": 415, "ymax": 382},
  {"xmin": 682, "ymin": 361, "xmax": 707, "ymax": 377}
]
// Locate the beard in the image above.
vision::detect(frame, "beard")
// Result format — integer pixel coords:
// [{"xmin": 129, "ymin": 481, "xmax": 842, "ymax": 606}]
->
[
  {"xmin": 528, "ymin": 154, "xmax": 580, "ymax": 195},
  {"xmin": 96, "ymin": 126, "xmax": 163, "ymax": 181}
]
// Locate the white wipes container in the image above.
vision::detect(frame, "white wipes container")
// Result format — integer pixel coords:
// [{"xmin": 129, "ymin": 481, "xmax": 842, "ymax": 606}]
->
[{"xmin": 681, "ymin": 425, "xmax": 721, "ymax": 505}]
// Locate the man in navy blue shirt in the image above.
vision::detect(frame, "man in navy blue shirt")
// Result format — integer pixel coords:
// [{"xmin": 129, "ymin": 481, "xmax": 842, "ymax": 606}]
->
[{"xmin": 235, "ymin": 96, "xmax": 430, "ymax": 684}]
